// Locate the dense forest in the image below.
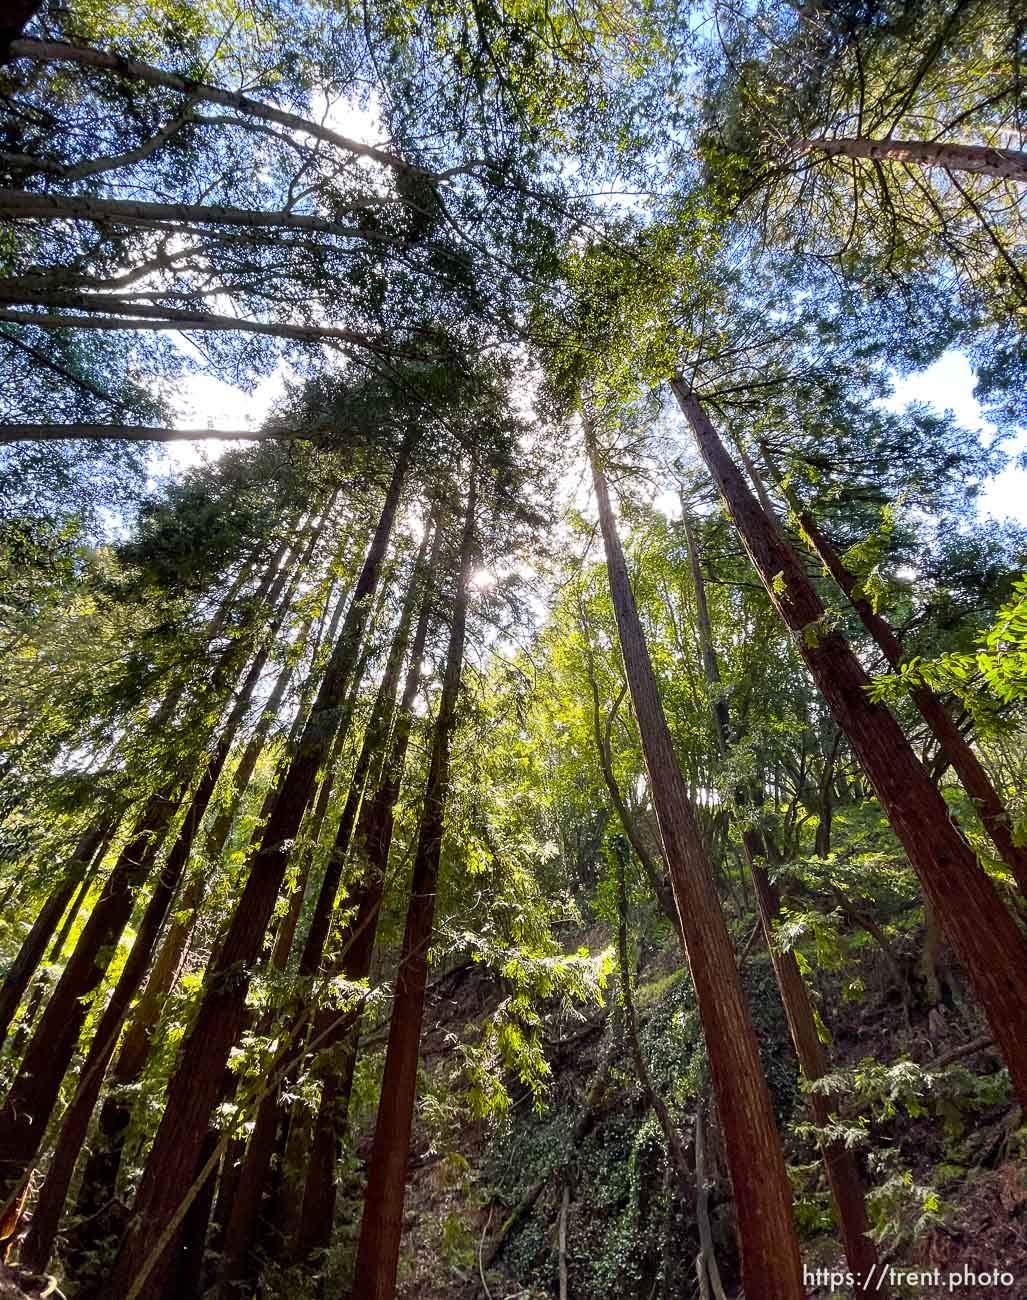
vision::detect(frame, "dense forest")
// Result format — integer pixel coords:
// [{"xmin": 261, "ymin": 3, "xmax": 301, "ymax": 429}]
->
[{"xmin": 1, "ymin": 1, "xmax": 1025, "ymax": 1297}]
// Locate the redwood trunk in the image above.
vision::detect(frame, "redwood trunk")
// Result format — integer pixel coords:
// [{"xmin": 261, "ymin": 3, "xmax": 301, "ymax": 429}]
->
[
  {"xmin": 203, "ymin": 582, "xmax": 330, "ymax": 860},
  {"xmin": 350, "ymin": 477, "xmax": 476, "ymax": 1300},
  {"xmin": 69, "ymin": 864, "xmax": 208, "ymax": 1246},
  {"xmin": 0, "ymin": 784, "xmax": 183, "ymax": 1205},
  {"xmin": 107, "ymin": 446, "xmax": 409, "ymax": 1300},
  {"xmin": 48, "ymin": 849, "xmax": 105, "ymax": 962},
  {"xmin": 674, "ymin": 382, "xmax": 1027, "ymax": 1106},
  {"xmin": 796, "ymin": 135, "xmax": 1027, "ymax": 184},
  {"xmin": 0, "ymin": 814, "xmax": 114, "ymax": 1049},
  {"xmin": 762, "ymin": 455, "xmax": 1027, "ymax": 895},
  {"xmin": 587, "ymin": 426, "xmax": 803, "ymax": 1300},
  {"xmin": 18, "ymin": 570, "xmax": 296, "ymax": 1274},
  {"xmin": 0, "ymin": 423, "xmax": 294, "ymax": 443},
  {"xmin": 294, "ymin": 520, "xmax": 443, "ymax": 1259},
  {"xmin": 0, "ymin": 188, "xmax": 380, "ymax": 238},
  {"xmin": 236, "ymin": 533, "xmax": 435, "ymax": 1266},
  {"xmin": 680, "ymin": 513, "xmax": 881, "ymax": 1289},
  {"xmin": 301, "ymin": 527, "xmax": 430, "ymax": 974}
]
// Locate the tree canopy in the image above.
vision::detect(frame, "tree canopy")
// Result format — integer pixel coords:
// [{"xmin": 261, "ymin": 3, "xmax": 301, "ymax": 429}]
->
[{"xmin": 1, "ymin": 2, "xmax": 1025, "ymax": 1299}]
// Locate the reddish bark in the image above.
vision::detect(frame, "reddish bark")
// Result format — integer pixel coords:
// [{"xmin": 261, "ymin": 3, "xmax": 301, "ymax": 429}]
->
[
  {"xmin": 68, "ymin": 864, "xmax": 208, "ymax": 1249},
  {"xmin": 18, "ymin": 555, "xmax": 301, "ymax": 1274},
  {"xmin": 349, "ymin": 479, "xmax": 476, "ymax": 1300},
  {"xmin": 0, "ymin": 814, "xmax": 115, "ymax": 1049},
  {"xmin": 674, "ymin": 383, "xmax": 1027, "ymax": 1107},
  {"xmin": 106, "ymin": 446, "xmax": 409, "ymax": 1300},
  {"xmin": 680, "ymin": 512, "xmax": 881, "ymax": 1290},
  {"xmin": 47, "ymin": 849, "xmax": 105, "ymax": 962},
  {"xmin": 0, "ymin": 784, "xmax": 184, "ymax": 1204},
  {"xmin": 762, "ymin": 454, "xmax": 1027, "ymax": 895},
  {"xmin": 749, "ymin": 851, "xmax": 881, "ymax": 1288},
  {"xmin": 587, "ymin": 426, "xmax": 803, "ymax": 1300},
  {"xmin": 212, "ymin": 603, "xmax": 389, "ymax": 1289},
  {"xmin": 293, "ymin": 519, "xmax": 444, "ymax": 1259}
]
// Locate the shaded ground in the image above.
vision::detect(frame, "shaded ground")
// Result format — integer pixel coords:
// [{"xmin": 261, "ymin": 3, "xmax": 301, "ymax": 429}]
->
[{"xmin": 358, "ymin": 919, "xmax": 1027, "ymax": 1300}]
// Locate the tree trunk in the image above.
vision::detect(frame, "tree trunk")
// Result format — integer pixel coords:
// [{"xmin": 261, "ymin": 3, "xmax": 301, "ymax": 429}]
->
[
  {"xmin": 301, "ymin": 526, "xmax": 431, "ymax": 977},
  {"xmin": 0, "ymin": 814, "xmax": 115, "ymax": 1049},
  {"xmin": 587, "ymin": 424, "xmax": 803, "ymax": 1300},
  {"xmin": 350, "ymin": 475, "xmax": 476, "ymax": 1300},
  {"xmin": 0, "ymin": 424, "xmax": 298, "ymax": 442},
  {"xmin": 294, "ymin": 519, "xmax": 443, "ymax": 1261},
  {"xmin": 249, "ymin": 529, "xmax": 437, "ymax": 1263},
  {"xmin": 0, "ymin": 540, "xmax": 274, "ymax": 1127},
  {"xmin": 682, "ymin": 516, "xmax": 731, "ymax": 750},
  {"xmin": 217, "ymin": 549, "xmax": 422, "ymax": 1289},
  {"xmin": 760, "ymin": 448, "xmax": 1027, "ymax": 896},
  {"xmin": 680, "ymin": 511, "xmax": 882, "ymax": 1290},
  {"xmin": 17, "ymin": 553, "xmax": 301, "ymax": 1274},
  {"xmin": 794, "ymin": 135, "xmax": 1027, "ymax": 184},
  {"xmin": 583, "ymin": 651, "xmax": 680, "ymax": 935},
  {"xmin": 674, "ymin": 382, "xmax": 1027, "ymax": 1106},
  {"xmin": 203, "ymin": 571, "xmax": 336, "ymax": 861},
  {"xmin": 0, "ymin": 189, "xmax": 390, "ymax": 239},
  {"xmin": 106, "ymin": 445, "xmax": 410, "ymax": 1300},
  {"xmin": 71, "ymin": 517, "xmax": 312, "ymax": 1245},
  {"xmin": 47, "ymin": 849, "xmax": 106, "ymax": 962},
  {"xmin": 161, "ymin": 1132, "xmax": 220, "ymax": 1300},
  {"xmin": 558, "ymin": 1183, "xmax": 570, "ymax": 1300},
  {"xmin": 206, "ymin": 562, "xmax": 354, "ymax": 867},
  {"xmin": 0, "ymin": 1, "xmax": 42, "ymax": 61},
  {"xmin": 9, "ymin": 39, "xmax": 418, "ymax": 177},
  {"xmin": 0, "ymin": 298, "xmax": 414, "ymax": 356},
  {"xmin": 69, "ymin": 863, "xmax": 207, "ymax": 1248},
  {"xmin": 0, "ymin": 784, "xmax": 184, "ymax": 1208}
]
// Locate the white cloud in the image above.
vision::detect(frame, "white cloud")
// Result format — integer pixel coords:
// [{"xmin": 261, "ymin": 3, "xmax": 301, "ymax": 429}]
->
[{"xmin": 882, "ymin": 350, "xmax": 1027, "ymax": 526}]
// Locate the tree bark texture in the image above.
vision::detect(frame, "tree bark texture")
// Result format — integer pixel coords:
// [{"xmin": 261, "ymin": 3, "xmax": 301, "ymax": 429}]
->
[
  {"xmin": 106, "ymin": 446, "xmax": 410, "ymax": 1300},
  {"xmin": 0, "ymin": 189, "xmax": 382, "ymax": 239},
  {"xmin": 294, "ymin": 518, "xmax": 443, "ymax": 1260},
  {"xmin": 349, "ymin": 477, "xmax": 476, "ymax": 1300},
  {"xmin": 17, "ymin": 547, "xmax": 305, "ymax": 1273},
  {"xmin": 0, "ymin": 784, "xmax": 184, "ymax": 1206},
  {"xmin": 795, "ymin": 135, "xmax": 1027, "ymax": 184},
  {"xmin": 588, "ymin": 424, "xmax": 804, "ymax": 1300},
  {"xmin": 680, "ymin": 510, "xmax": 882, "ymax": 1291},
  {"xmin": 0, "ymin": 424, "xmax": 296, "ymax": 443},
  {"xmin": 0, "ymin": 814, "xmax": 115, "ymax": 1050},
  {"xmin": 674, "ymin": 382, "xmax": 1027, "ymax": 1108},
  {"xmin": 761, "ymin": 451, "xmax": 1027, "ymax": 895},
  {"xmin": 217, "ymin": 547, "xmax": 424, "ymax": 1287},
  {"xmin": 0, "ymin": 296, "xmax": 400, "ymax": 355}
]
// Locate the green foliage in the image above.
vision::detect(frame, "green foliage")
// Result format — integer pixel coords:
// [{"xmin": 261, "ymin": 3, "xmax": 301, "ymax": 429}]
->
[{"xmin": 870, "ymin": 575, "xmax": 1027, "ymax": 720}]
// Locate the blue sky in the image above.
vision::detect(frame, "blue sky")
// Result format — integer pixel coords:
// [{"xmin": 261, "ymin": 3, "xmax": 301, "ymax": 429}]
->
[{"xmin": 884, "ymin": 351, "xmax": 1027, "ymax": 526}]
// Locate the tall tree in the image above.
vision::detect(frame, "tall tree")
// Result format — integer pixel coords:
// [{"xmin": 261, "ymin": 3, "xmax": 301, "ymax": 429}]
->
[
  {"xmin": 350, "ymin": 468, "xmax": 477, "ymax": 1300},
  {"xmin": 585, "ymin": 418, "xmax": 804, "ymax": 1300},
  {"xmin": 674, "ymin": 382, "xmax": 1027, "ymax": 1105},
  {"xmin": 107, "ymin": 442, "xmax": 411, "ymax": 1300}
]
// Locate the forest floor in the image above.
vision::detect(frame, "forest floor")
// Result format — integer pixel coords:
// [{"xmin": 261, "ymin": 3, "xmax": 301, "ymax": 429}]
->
[{"xmin": 361, "ymin": 919, "xmax": 1027, "ymax": 1300}]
